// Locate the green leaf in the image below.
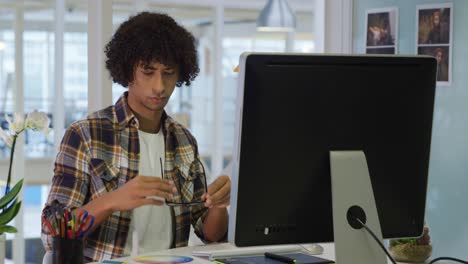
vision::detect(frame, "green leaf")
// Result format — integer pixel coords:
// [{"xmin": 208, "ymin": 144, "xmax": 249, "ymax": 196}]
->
[
  {"xmin": 390, "ymin": 238, "xmax": 417, "ymax": 246},
  {"xmin": 0, "ymin": 179, "xmax": 23, "ymax": 209},
  {"xmin": 0, "ymin": 225, "xmax": 17, "ymax": 234},
  {"xmin": 0, "ymin": 200, "xmax": 22, "ymax": 225}
]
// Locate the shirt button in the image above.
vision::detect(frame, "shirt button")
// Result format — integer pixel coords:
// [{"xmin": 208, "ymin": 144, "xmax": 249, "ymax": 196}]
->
[{"xmin": 131, "ymin": 120, "xmax": 139, "ymax": 128}]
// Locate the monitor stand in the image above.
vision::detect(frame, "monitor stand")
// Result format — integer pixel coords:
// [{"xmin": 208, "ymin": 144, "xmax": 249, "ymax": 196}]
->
[{"xmin": 330, "ymin": 151, "xmax": 387, "ymax": 264}]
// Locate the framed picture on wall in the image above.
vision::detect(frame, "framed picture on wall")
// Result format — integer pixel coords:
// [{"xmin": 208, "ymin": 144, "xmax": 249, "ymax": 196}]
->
[
  {"xmin": 365, "ymin": 7, "xmax": 398, "ymax": 54},
  {"xmin": 418, "ymin": 46, "xmax": 449, "ymax": 83},
  {"xmin": 416, "ymin": 3, "xmax": 453, "ymax": 85}
]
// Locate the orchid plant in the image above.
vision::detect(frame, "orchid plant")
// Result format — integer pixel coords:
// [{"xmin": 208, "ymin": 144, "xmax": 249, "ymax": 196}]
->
[{"xmin": 0, "ymin": 110, "xmax": 50, "ymax": 234}]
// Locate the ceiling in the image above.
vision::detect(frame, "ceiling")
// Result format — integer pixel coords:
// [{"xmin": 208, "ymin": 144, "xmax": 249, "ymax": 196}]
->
[
  {"xmin": 0, "ymin": 0, "xmax": 316, "ymax": 19},
  {"xmin": 0, "ymin": 0, "xmax": 314, "ymax": 35},
  {"xmin": 0, "ymin": 0, "xmax": 315, "ymax": 10}
]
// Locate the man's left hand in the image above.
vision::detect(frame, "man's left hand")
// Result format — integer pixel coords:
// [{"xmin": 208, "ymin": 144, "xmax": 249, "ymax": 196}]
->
[{"xmin": 202, "ymin": 175, "xmax": 231, "ymax": 208}]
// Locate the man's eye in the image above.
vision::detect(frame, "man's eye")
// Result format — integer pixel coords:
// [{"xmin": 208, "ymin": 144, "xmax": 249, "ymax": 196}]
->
[
  {"xmin": 143, "ymin": 71, "xmax": 153, "ymax": 75},
  {"xmin": 164, "ymin": 70, "xmax": 175, "ymax": 75}
]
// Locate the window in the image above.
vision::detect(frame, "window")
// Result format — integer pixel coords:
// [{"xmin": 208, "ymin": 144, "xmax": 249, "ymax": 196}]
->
[{"xmin": 221, "ymin": 9, "xmax": 315, "ymax": 166}]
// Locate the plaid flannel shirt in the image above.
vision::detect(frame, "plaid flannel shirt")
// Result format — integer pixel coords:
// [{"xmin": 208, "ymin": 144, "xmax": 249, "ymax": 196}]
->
[{"xmin": 41, "ymin": 92, "xmax": 208, "ymax": 262}]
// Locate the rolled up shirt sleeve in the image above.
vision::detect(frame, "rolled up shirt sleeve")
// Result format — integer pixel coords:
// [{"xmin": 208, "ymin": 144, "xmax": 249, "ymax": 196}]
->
[{"xmin": 41, "ymin": 124, "xmax": 90, "ymax": 252}]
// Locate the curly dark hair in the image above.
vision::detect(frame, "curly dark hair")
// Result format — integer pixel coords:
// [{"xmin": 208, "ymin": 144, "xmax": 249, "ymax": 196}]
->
[{"xmin": 105, "ymin": 12, "xmax": 199, "ymax": 87}]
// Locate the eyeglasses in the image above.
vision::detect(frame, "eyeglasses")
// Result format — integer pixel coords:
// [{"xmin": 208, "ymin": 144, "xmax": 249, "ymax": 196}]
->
[{"xmin": 160, "ymin": 157, "xmax": 208, "ymax": 207}]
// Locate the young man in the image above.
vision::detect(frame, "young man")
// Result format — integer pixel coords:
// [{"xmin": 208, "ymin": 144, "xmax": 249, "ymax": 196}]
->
[
  {"xmin": 434, "ymin": 47, "xmax": 448, "ymax": 82},
  {"xmin": 425, "ymin": 9, "xmax": 449, "ymax": 44},
  {"xmin": 41, "ymin": 12, "xmax": 230, "ymax": 262}
]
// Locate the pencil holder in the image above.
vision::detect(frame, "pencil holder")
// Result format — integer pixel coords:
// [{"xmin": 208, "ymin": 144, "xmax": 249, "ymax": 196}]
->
[{"xmin": 52, "ymin": 237, "xmax": 84, "ymax": 264}]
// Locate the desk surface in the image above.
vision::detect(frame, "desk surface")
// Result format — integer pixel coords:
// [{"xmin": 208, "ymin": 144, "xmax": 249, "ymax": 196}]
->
[
  {"xmin": 97, "ymin": 243, "xmax": 336, "ymax": 264},
  {"xmin": 96, "ymin": 242, "xmax": 434, "ymax": 264}
]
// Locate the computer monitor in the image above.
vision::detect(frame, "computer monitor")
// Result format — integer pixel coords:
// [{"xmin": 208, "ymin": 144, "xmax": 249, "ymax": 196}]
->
[{"xmin": 228, "ymin": 53, "xmax": 436, "ymax": 252}]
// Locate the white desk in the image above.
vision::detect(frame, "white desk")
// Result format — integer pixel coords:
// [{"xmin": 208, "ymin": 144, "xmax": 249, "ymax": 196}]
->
[
  {"xmin": 95, "ymin": 243, "xmax": 438, "ymax": 264},
  {"xmin": 98, "ymin": 243, "xmax": 336, "ymax": 263}
]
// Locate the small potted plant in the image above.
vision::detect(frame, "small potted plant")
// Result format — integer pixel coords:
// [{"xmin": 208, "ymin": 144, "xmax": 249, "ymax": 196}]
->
[
  {"xmin": 0, "ymin": 111, "xmax": 50, "ymax": 263},
  {"xmin": 389, "ymin": 226, "xmax": 432, "ymax": 263}
]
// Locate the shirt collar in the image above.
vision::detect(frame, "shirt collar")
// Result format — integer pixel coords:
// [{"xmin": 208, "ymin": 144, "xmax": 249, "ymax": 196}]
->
[{"xmin": 115, "ymin": 92, "xmax": 137, "ymax": 130}]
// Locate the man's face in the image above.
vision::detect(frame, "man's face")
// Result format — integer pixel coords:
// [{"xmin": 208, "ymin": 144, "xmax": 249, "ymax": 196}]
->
[
  {"xmin": 433, "ymin": 12, "xmax": 440, "ymax": 26},
  {"xmin": 436, "ymin": 51, "xmax": 442, "ymax": 64},
  {"xmin": 127, "ymin": 61, "xmax": 179, "ymax": 115}
]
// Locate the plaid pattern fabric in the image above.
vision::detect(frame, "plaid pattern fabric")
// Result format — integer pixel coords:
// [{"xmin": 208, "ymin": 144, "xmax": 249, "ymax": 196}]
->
[{"xmin": 41, "ymin": 92, "xmax": 208, "ymax": 262}]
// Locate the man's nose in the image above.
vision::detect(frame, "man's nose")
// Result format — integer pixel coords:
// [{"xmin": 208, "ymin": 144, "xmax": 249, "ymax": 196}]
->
[{"xmin": 152, "ymin": 72, "xmax": 165, "ymax": 94}]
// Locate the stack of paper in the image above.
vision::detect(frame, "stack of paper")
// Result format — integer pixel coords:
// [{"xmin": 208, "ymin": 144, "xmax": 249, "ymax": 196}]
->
[{"xmin": 192, "ymin": 244, "xmax": 303, "ymax": 261}]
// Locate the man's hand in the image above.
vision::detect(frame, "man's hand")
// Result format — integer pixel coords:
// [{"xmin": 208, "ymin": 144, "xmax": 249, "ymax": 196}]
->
[
  {"xmin": 202, "ymin": 175, "xmax": 231, "ymax": 208},
  {"xmin": 106, "ymin": 175, "xmax": 177, "ymax": 212}
]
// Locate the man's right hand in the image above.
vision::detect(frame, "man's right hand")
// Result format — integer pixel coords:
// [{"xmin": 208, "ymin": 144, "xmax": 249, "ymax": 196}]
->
[
  {"xmin": 75, "ymin": 175, "xmax": 177, "ymax": 235},
  {"xmin": 106, "ymin": 175, "xmax": 177, "ymax": 212}
]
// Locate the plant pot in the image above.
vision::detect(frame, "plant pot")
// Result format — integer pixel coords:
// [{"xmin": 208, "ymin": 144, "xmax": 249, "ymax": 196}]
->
[
  {"xmin": 0, "ymin": 233, "xmax": 5, "ymax": 264},
  {"xmin": 389, "ymin": 243, "xmax": 432, "ymax": 263}
]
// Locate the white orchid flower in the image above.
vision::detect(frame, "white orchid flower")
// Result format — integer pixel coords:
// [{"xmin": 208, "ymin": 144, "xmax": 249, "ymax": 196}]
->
[
  {"xmin": 5, "ymin": 113, "xmax": 25, "ymax": 135},
  {"xmin": 25, "ymin": 110, "xmax": 50, "ymax": 135},
  {"xmin": 0, "ymin": 128, "xmax": 12, "ymax": 147},
  {"xmin": 1, "ymin": 110, "xmax": 51, "ymax": 213}
]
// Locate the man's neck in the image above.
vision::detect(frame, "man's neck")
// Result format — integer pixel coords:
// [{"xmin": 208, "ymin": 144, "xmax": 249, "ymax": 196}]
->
[
  {"xmin": 130, "ymin": 109, "xmax": 163, "ymax": 134},
  {"xmin": 126, "ymin": 93, "xmax": 164, "ymax": 133},
  {"xmin": 136, "ymin": 112, "xmax": 163, "ymax": 133},
  {"xmin": 133, "ymin": 112, "xmax": 162, "ymax": 133}
]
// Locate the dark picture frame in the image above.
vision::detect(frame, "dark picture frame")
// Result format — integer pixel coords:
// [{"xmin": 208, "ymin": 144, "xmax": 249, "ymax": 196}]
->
[
  {"xmin": 365, "ymin": 7, "xmax": 398, "ymax": 54},
  {"xmin": 417, "ymin": 3, "xmax": 453, "ymax": 85}
]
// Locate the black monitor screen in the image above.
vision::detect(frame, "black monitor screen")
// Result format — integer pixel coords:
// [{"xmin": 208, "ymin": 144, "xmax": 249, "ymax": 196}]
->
[{"xmin": 229, "ymin": 53, "xmax": 436, "ymax": 246}]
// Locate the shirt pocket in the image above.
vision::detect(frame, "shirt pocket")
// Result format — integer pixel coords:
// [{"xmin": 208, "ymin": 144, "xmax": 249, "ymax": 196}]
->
[
  {"xmin": 174, "ymin": 150, "xmax": 196, "ymax": 181},
  {"xmin": 90, "ymin": 158, "xmax": 121, "ymax": 192},
  {"xmin": 176, "ymin": 162, "xmax": 194, "ymax": 181},
  {"xmin": 174, "ymin": 157, "xmax": 205, "ymax": 203}
]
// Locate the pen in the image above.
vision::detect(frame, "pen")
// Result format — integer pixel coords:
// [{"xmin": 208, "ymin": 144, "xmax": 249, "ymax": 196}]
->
[
  {"xmin": 42, "ymin": 216, "xmax": 58, "ymax": 237},
  {"xmin": 58, "ymin": 214, "xmax": 65, "ymax": 238},
  {"xmin": 264, "ymin": 252, "xmax": 297, "ymax": 264}
]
